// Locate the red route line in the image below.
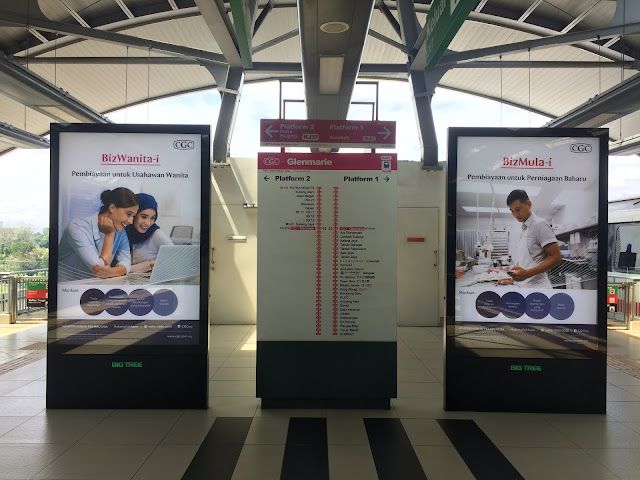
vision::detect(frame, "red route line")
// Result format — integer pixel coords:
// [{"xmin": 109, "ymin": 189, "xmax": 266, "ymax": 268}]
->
[
  {"xmin": 315, "ymin": 186, "xmax": 322, "ymax": 336},
  {"xmin": 332, "ymin": 187, "xmax": 339, "ymax": 336}
]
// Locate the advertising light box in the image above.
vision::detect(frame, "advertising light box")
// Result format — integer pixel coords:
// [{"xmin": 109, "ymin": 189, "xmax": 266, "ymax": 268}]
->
[
  {"xmin": 446, "ymin": 128, "xmax": 608, "ymax": 413},
  {"xmin": 47, "ymin": 124, "xmax": 210, "ymax": 408}
]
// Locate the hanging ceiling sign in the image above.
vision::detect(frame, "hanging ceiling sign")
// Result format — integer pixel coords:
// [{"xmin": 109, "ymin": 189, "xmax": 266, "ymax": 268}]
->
[{"xmin": 260, "ymin": 119, "xmax": 396, "ymax": 148}]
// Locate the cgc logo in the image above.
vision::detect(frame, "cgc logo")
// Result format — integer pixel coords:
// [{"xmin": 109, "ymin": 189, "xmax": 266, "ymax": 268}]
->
[
  {"xmin": 263, "ymin": 157, "xmax": 280, "ymax": 166},
  {"xmin": 173, "ymin": 139, "xmax": 194, "ymax": 150},
  {"xmin": 570, "ymin": 143, "xmax": 592, "ymax": 153}
]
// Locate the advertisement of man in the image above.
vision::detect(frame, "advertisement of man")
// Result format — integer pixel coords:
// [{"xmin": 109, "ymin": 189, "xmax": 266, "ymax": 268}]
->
[{"xmin": 452, "ymin": 134, "xmax": 602, "ymax": 352}]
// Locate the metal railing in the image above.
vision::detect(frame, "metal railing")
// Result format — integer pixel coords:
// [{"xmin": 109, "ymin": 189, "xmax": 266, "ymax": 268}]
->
[
  {"xmin": 0, "ymin": 269, "xmax": 48, "ymax": 323},
  {"xmin": 607, "ymin": 273, "xmax": 640, "ymax": 329}
]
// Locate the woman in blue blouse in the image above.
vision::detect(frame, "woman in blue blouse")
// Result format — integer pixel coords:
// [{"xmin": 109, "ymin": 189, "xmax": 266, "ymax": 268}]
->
[{"xmin": 58, "ymin": 187, "xmax": 139, "ymax": 281}]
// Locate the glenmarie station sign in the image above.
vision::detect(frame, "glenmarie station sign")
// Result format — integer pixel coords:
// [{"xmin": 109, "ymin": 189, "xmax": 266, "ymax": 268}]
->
[{"xmin": 260, "ymin": 119, "xmax": 396, "ymax": 149}]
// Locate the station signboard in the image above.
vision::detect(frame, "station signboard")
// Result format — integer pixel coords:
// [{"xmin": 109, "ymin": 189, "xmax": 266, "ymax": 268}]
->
[
  {"xmin": 260, "ymin": 119, "xmax": 396, "ymax": 148},
  {"xmin": 256, "ymin": 123, "xmax": 398, "ymax": 408}
]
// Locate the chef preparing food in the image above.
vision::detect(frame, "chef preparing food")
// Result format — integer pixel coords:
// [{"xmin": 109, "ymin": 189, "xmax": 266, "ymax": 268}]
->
[{"xmin": 500, "ymin": 189, "xmax": 562, "ymax": 288}]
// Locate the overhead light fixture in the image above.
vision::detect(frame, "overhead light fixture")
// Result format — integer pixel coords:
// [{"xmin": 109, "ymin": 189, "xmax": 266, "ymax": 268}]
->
[
  {"xmin": 319, "ymin": 56, "xmax": 344, "ymax": 94},
  {"xmin": 461, "ymin": 206, "xmax": 511, "ymax": 214},
  {"xmin": 227, "ymin": 235, "xmax": 247, "ymax": 242},
  {"xmin": 0, "ymin": 122, "xmax": 49, "ymax": 149},
  {"xmin": 320, "ymin": 21, "xmax": 350, "ymax": 34}
]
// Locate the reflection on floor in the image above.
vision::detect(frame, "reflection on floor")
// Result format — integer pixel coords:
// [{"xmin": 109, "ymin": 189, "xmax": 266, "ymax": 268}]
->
[{"xmin": 0, "ymin": 324, "xmax": 639, "ymax": 479}]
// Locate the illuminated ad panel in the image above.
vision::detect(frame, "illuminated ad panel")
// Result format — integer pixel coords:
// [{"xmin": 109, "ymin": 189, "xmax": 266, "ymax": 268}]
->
[
  {"xmin": 50, "ymin": 128, "xmax": 206, "ymax": 349},
  {"xmin": 449, "ymin": 129, "xmax": 606, "ymax": 357},
  {"xmin": 446, "ymin": 127, "xmax": 608, "ymax": 413},
  {"xmin": 452, "ymin": 134, "xmax": 603, "ymax": 354}
]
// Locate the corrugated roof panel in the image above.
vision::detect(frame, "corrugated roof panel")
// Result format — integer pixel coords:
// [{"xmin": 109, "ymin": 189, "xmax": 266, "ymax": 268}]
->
[
  {"xmin": 121, "ymin": 16, "xmax": 223, "ymax": 54},
  {"xmin": 252, "ymin": 7, "xmax": 298, "ymax": 46},
  {"xmin": 253, "ymin": 35, "xmax": 301, "ymax": 63},
  {"xmin": 451, "ymin": 21, "xmax": 540, "ymax": 52},
  {"xmin": 27, "ymin": 62, "xmax": 212, "ymax": 115},
  {"xmin": 0, "ymin": 93, "xmax": 56, "ymax": 136},
  {"xmin": 361, "ymin": 9, "xmax": 406, "ymax": 65}
]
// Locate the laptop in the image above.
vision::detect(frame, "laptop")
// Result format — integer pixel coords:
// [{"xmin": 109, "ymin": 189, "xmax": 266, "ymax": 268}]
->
[{"xmin": 128, "ymin": 245, "xmax": 200, "ymax": 284}]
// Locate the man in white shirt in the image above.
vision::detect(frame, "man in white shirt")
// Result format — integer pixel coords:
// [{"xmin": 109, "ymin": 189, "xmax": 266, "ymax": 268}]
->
[{"xmin": 506, "ymin": 189, "xmax": 561, "ymax": 289}]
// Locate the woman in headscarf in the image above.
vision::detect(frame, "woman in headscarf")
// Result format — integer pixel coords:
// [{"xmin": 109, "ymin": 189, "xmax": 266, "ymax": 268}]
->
[
  {"xmin": 58, "ymin": 187, "xmax": 138, "ymax": 281},
  {"xmin": 126, "ymin": 193, "xmax": 173, "ymax": 273}
]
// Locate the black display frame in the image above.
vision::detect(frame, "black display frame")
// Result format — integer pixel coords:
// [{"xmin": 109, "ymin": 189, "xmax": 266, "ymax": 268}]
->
[
  {"xmin": 445, "ymin": 127, "xmax": 608, "ymax": 413},
  {"xmin": 47, "ymin": 123, "xmax": 210, "ymax": 408}
]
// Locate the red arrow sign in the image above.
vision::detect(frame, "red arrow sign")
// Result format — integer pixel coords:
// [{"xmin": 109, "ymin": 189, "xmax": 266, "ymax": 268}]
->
[{"xmin": 260, "ymin": 119, "xmax": 396, "ymax": 148}]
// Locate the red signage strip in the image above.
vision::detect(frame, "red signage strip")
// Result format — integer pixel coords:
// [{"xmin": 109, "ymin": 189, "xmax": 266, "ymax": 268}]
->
[
  {"xmin": 260, "ymin": 119, "xmax": 396, "ymax": 148},
  {"xmin": 407, "ymin": 237, "xmax": 425, "ymax": 242},
  {"xmin": 258, "ymin": 153, "xmax": 397, "ymax": 171}
]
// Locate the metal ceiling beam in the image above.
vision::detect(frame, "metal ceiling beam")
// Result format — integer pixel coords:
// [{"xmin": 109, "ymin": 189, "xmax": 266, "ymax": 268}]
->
[
  {"xmin": 212, "ymin": 68, "xmax": 243, "ymax": 162},
  {"xmin": 298, "ymin": 0, "xmax": 375, "ymax": 120},
  {"xmin": 610, "ymin": 135, "xmax": 640, "ymax": 156},
  {"xmin": 368, "ymin": 29, "xmax": 408, "ymax": 53},
  {"xmin": 518, "ymin": 0, "xmax": 544, "ymax": 23},
  {"xmin": 114, "ymin": 0, "xmax": 135, "ymax": 20},
  {"xmin": 57, "ymin": 0, "xmax": 91, "ymax": 28},
  {"xmin": 14, "ymin": 57, "xmax": 409, "ymax": 74},
  {"xmin": 28, "ymin": 28, "xmax": 48, "ymax": 44},
  {"xmin": 0, "ymin": 10, "xmax": 227, "ymax": 65},
  {"xmin": 194, "ymin": 0, "xmax": 243, "ymax": 66},
  {"xmin": 252, "ymin": 29, "xmax": 298, "ymax": 54},
  {"xmin": 376, "ymin": 0, "xmax": 402, "ymax": 39},
  {"xmin": 438, "ymin": 60, "xmax": 638, "ymax": 69},
  {"xmin": 0, "ymin": 122, "xmax": 50, "ymax": 149},
  {"xmin": 604, "ymin": 37, "xmax": 620, "ymax": 48},
  {"xmin": 403, "ymin": 3, "xmax": 629, "ymax": 67},
  {"xmin": 253, "ymin": 1, "xmax": 273, "ymax": 36},
  {"xmin": 397, "ymin": 0, "xmax": 440, "ymax": 169},
  {"xmin": 0, "ymin": 51, "xmax": 109, "ymax": 124},
  {"xmin": 474, "ymin": 0, "xmax": 489, "ymax": 13},
  {"xmin": 560, "ymin": 0, "xmax": 601, "ymax": 34},
  {"xmin": 546, "ymin": 72, "xmax": 640, "ymax": 128},
  {"xmin": 18, "ymin": 56, "xmax": 637, "ymax": 71},
  {"xmin": 438, "ymin": 22, "xmax": 640, "ymax": 66},
  {"xmin": 7, "ymin": 7, "xmax": 201, "ymax": 58}
]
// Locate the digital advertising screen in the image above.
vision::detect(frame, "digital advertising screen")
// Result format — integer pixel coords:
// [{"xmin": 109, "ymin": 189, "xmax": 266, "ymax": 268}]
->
[
  {"xmin": 447, "ymin": 129, "xmax": 608, "ymax": 359},
  {"xmin": 48, "ymin": 125, "xmax": 210, "ymax": 351}
]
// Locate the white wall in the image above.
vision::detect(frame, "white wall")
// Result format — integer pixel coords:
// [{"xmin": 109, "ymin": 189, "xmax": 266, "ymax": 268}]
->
[
  {"xmin": 397, "ymin": 161, "xmax": 447, "ymax": 320},
  {"xmin": 210, "ymin": 158, "xmax": 447, "ymax": 324},
  {"xmin": 210, "ymin": 159, "xmax": 257, "ymax": 324}
]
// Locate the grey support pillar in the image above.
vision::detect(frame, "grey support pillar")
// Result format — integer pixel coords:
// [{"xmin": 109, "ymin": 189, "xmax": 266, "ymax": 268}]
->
[
  {"xmin": 211, "ymin": 67, "xmax": 244, "ymax": 163},
  {"xmin": 396, "ymin": 0, "xmax": 443, "ymax": 169},
  {"xmin": 411, "ymin": 68, "xmax": 445, "ymax": 170}
]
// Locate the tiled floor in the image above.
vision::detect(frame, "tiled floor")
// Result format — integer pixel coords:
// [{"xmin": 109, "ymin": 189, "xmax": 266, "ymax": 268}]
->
[{"xmin": 0, "ymin": 323, "xmax": 639, "ymax": 479}]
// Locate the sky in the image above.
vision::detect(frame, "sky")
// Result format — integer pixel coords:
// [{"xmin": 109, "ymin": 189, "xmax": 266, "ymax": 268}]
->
[{"xmin": 1, "ymin": 80, "xmax": 639, "ymax": 230}]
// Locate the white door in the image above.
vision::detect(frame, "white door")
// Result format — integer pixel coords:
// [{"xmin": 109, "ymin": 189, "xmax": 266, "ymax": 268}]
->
[{"xmin": 397, "ymin": 207, "xmax": 440, "ymax": 326}]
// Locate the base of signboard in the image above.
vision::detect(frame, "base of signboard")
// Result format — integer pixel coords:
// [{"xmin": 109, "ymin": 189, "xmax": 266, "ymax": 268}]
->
[
  {"xmin": 445, "ymin": 356, "xmax": 606, "ymax": 413},
  {"xmin": 46, "ymin": 353, "xmax": 208, "ymax": 409},
  {"xmin": 257, "ymin": 341, "xmax": 396, "ymax": 409}
]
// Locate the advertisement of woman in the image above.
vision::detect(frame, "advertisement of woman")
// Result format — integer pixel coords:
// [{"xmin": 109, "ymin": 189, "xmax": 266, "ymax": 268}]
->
[{"xmin": 58, "ymin": 187, "xmax": 138, "ymax": 281}]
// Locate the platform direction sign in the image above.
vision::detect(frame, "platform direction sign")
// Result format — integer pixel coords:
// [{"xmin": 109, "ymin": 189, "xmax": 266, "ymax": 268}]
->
[{"xmin": 260, "ymin": 119, "xmax": 396, "ymax": 148}]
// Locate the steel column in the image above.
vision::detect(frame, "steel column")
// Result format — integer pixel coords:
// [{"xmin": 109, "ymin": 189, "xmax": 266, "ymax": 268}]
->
[
  {"xmin": 397, "ymin": 0, "xmax": 442, "ymax": 169},
  {"xmin": 212, "ymin": 68, "xmax": 244, "ymax": 163}
]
